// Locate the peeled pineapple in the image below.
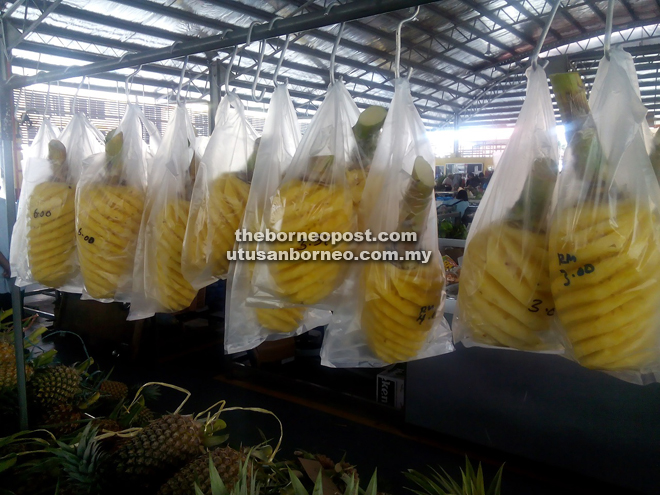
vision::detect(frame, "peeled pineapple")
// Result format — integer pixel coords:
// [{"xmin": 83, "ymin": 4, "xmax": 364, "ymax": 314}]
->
[
  {"xmin": 77, "ymin": 185, "xmax": 144, "ymax": 299},
  {"xmin": 184, "ymin": 172, "xmax": 250, "ymax": 279},
  {"xmin": 549, "ymin": 200, "xmax": 660, "ymax": 370},
  {"xmin": 155, "ymin": 200, "xmax": 197, "ymax": 312},
  {"xmin": 268, "ymin": 178, "xmax": 353, "ymax": 305},
  {"xmin": 362, "ymin": 259, "xmax": 444, "ymax": 363},
  {"xmin": 458, "ymin": 223, "xmax": 552, "ymax": 349},
  {"xmin": 255, "ymin": 307, "xmax": 305, "ymax": 333},
  {"xmin": 27, "ymin": 140, "xmax": 77, "ymax": 288}
]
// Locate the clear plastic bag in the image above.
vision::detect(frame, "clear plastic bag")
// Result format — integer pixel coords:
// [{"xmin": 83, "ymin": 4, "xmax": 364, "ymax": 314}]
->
[
  {"xmin": 548, "ymin": 47, "xmax": 660, "ymax": 381},
  {"xmin": 11, "ymin": 114, "xmax": 104, "ymax": 291},
  {"xmin": 128, "ymin": 104, "xmax": 198, "ymax": 319},
  {"xmin": 452, "ymin": 66, "xmax": 561, "ymax": 352},
  {"xmin": 249, "ymin": 81, "xmax": 363, "ymax": 310},
  {"xmin": 225, "ymin": 85, "xmax": 332, "ymax": 353},
  {"xmin": 182, "ymin": 92, "xmax": 258, "ymax": 288},
  {"xmin": 76, "ymin": 105, "xmax": 154, "ymax": 302},
  {"xmin": 321, "ymin": 78, "xmax": 452, "ymax": 368}
]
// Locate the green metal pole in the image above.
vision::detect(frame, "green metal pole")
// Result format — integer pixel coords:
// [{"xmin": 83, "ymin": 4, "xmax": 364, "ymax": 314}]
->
[{"xmin": 1, "ymin": 32, "xmax": 28, "ymax": 430}]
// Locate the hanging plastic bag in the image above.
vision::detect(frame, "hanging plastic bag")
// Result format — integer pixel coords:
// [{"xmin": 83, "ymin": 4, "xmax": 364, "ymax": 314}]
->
[
  {"xmin": 548, "ymin": 47, "xmax": 660, "ymax": 381},
  {"xmin": 452, "ymin": 66, "xmax": 561, "ymax": 351},
  {"xmin": 321, "ymin": 78, "xmax": 452, "ymax": 367},
  {"xmin": 225, "ymin": 85, "xmax": 334, "ymax": 352},
  {"xmin": 11, "ymin": 114, "xmax": 104, "ymax": 291},
  {"xmin": 128, "ymin": 104, "xmax": 198, "ymax": 319},
  {"xmin": 182, "ymin": 92, "xmax": 258, "ymax": 288},
  {"xmin": 249, "ymin": 81, "xmax": 364, "ymax": 310},
  {"xmin": 76, "ymin": 105, "xmax": 154, "ymax": 302}
]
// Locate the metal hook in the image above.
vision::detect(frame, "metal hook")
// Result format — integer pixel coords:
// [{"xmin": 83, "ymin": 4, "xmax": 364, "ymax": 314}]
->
[
  {"xmin": 395, "ymin": 6, "xmax": 420, "ymax": 79},
  {"xmin": 224, "ymin": 45, "xmax": 239, "ymax": 95},
  {"xmin": 604, "ymin": 0, "xmax": 615, "ymax": 61},
  {"xmin": 251, "ymin": 39, "xmax": 267, "ymax": 101},
  {"xmin": 176, "ymin": 56, "xmax": 189, "ymax": 105},
  {"xmin": 245, "ymin": 20, "xmax": 261, "ymax": 45},
  {"xmin": 324, "ymin": 0, "xmax": 339, "ymax": 15},
  {"xmin": 125, "ymin": 65, "xmax": 142, "ymax": 104},
  {"xmin": 44, "ymin": 81, "xmax": 50, "ymax": 118},
  {"xmin": 530, "ymin": 0, "xmax": 561, "ymax": 70},
  {"xmin": 72, "ymin": 75, "xmax": 86, "ymax": 114},
  {"xmin": 273, "ymin": 34, "xmax": 291, "ymax": 86},
  {"xmin": 330, "ymin": 22, "xmax": 345, "ymax": 85}
]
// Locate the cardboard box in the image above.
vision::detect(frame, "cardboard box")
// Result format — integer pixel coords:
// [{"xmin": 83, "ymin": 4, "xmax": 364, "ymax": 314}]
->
[{"xmin": 377, "ymin": 367, "xmax": 405, "ymax": 409}]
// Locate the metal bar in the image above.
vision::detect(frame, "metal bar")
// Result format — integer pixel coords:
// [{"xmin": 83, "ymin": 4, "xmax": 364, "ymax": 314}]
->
[
  {"xmin": 2, "ymin": 0, "xmax": 459, "ymax": 97},
  {"xmin": 619, "ymin": 0, "xmax": 638, "ymax": 21},
  {"xmin": 559, "ymin": 5, "xmax": 587, "ymax": 34},
  {"xmin": 530, "ymin": 0, "xmax": 562, "ymax": 68},
  {"xmin": 7, "ymin": 0, "xmax": 63, "ymax": 50},
  {"xmin": 23, "ymin": 307, "xmax": 54, "ymax": 319},
  {"xmin": 2, "ymin": 0, "xmax": 27, "ymax": 19},
  {"xmin": 1, "ymin": 40, "xmax": 28, "ymax": 430},
  {"xmin": 583, "ymin": 0, "xmax": 607, "ymax": 21},
  {"xmin": 209, "ymin": 60, "xmax": 220, "ymax": 133},
  {"xmin": 455, "ymin": 0, "xmax": 536, "ymax": 46},
  {"xmin": 505, "ymin": 0, "xmax": 562, "ymax": 41},
  {"xmin": 453, "ymin": 114, "xmax": 459, "ymax": 157}
]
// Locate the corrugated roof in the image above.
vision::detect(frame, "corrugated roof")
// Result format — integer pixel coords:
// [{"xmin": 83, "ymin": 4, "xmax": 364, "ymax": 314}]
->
[{"xmin": 3, "ymin": 0, "xmax": 660, "ymax": 128}]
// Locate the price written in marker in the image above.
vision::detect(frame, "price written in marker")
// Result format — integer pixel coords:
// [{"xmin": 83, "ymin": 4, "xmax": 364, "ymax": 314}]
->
[{"xmin": 557, "ymin": 253, "xmax": 595, "ymax": 286}]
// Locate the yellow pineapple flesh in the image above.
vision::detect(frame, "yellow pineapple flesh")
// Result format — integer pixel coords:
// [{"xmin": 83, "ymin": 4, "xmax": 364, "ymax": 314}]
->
[
  {"xmin": 27, "ymin": 182, "xmax": 76, "ymax": 287},
  {"xmin": 155, "ymin": 200, "xmax": 197, "ymax": 312},
  {"xmin": 362, "ymin": 258, "xmax": 444, "ymax": 363},
  {"xmin": 184, "ymin": 172, "xmax": 250, "ymax": 279},
  {"xmin": 267, "ymin": 179, "xmax": 353, "ymax": 305},
  {"xmin": 457, "ymin": 222, "xmax": 553, "ymax": 350},
  {"xmin": 77, "ymin": 184, "xmax": 145, "ymax": 299},
  {"xmin": 550, "ymin": 199, "xmax": 660, "ymax": 370}
]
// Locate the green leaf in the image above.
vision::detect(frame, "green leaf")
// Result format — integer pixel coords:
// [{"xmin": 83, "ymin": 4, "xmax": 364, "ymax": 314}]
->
[
  {"xmin": 364, "ymin": 469, "xmax": 378, "ymax": 495},
  {"xmin": 312, "ymin": 470, "xmax": 323, "ymax": 495},
  {"xmin": 486, "ymin": 464, "xmax": 504, "ymax": 495},
  {"xmin": 0, "ymin": 455, "xmax": 17, "ymax": 473},
  {"xmin": 288, "ymin": 468, "xmax": 309, "ymax": 495},
  {"xmin": 194, "ymin": 483, "xmax": 205, "ymax": 495},
  {"xmin": 209, "ymin": 454, "xmax": 228, "ymax": 495}
]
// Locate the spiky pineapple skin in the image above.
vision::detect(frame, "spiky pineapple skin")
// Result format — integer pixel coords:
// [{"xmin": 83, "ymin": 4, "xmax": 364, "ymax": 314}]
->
[
  {"xmin": 27, "ymin": 182, "xmax": 77, "ymax": 287},
  {"xmin": 77, "ymin": 184, "xmax": 145, "ymax": 299},
  {"xmin": 157, "ymin": 447, "xmax": 242, "ymax": 495},
  {"xmin": 268, "ymin": 179, "xmax": 353, "ymax": 305},
  {"xmin": 38, "ymin": 402, "xmax": 82, "ymax": 436},
  {"xmin": 91, "ymin": 418, "xmax": 122, "ymax": 432},
  {"xmin": 99, "ymin": 380, "xmax": 128, "ymax": 402},
  {"xmin": 155, "ymin": 200, "xmax": 197, "ymax": 312},
  {"xmin": 112, "ymin": 414, "xmax": 203, "ymax": 480},
  {"xmin": 28, "ymin": 365, "xmax": 81, "ymax": 410},
  {"xmin": 133, "ymin": 407, "xmax": 156, "ymax": 427}
]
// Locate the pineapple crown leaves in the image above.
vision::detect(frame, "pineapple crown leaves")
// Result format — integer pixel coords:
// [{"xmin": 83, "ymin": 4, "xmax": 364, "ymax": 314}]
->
[
  {"xmin": 0, "ymin": 429, "xmax": 58, "ymax": 473},
  {"xmin": 404, "ymin": 457, "xmax": 504, "ymax": 495},
  {"xmin": 50, "ymin": 424, "xmax": 107, "ymax": 493},
  {"xmin": 197, "ymin": 449, "xmax": 260, "ymax": 495}
]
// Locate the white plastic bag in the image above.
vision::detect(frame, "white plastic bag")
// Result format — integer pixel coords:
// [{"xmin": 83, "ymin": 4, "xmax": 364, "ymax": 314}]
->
[
  {"xmin": 182, "ymin": 92, "xmax": 258, "ymax": 289},
  {"xmin": 128, "ymin": 104, "xmax": 198, "ymax": 319},
  {"xmin": 225, "ymin": 85, "xmax": 332, "ymax": 353},
  {"xmin": 453, "ymin": 66, "xmax": 561, "ymax": 352},
  {"xmin": 549, "ymin": 47, "xmax": 660, "ymax": 382},
  {"xmin": 249, "ymin": 81, "xmax": 362, "ymax": 311},
  {"xmin": 11, "ymin": 114, "xmax": 104, "ymax": 292},
  {"xmin": 321, "ymin": 78, "xmax": 452, "ymax": 368},
  {"xmin": 76, "ymin": 105, "xmax": 154, "ymax": 302}
]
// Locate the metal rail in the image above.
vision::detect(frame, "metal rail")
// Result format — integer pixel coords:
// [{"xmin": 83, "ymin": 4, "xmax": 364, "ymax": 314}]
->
[{"xmin": 3, "ymin": 0, "xmax": 438, "ymax": 90}]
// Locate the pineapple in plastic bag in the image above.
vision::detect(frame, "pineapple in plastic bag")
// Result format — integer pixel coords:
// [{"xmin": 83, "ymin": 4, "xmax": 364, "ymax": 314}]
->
[
  {"xmin": 549, "ymin": 49, "xmax": 660, "ymax": 373},
  {"xmin": 27, "ymin": 140, "xmax": 77, "ymax": 288},
  {"xmin": 77, "ymin": 129, "xmax": 145, "ymax": 299},
  {"xmin": 455, "ymin": 67, "xmax": 559, "ymax": 351}
]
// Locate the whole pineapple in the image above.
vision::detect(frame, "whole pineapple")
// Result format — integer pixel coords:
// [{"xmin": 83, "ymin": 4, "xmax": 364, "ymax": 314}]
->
[
  {"xmin": 38, "ymin": 402, "xmax": 82, "ymax": 436},
  {"xmin": 1, "ymin": 340, "xmax": 34, "ymax": 392},
  {"xmin": 28, "ymin": 365, "xmax": 81, "ymax": 410},
  {"xmin": 157, "ymin": 447, "xmax": 243, "ymax": 495},
  {"xmin": 27, "ymin": 140, "xmax": 77, "ymax": 288},
  {"xmin": 155, "ymin": 200, "xmax": 197, "ymax": 312},
  {"xmin": 267, "ymin": 176, "xmax": 353, "ymax": 305},
  {"xmin": 99, "ymin": 379, "xmax": 128, "ymax": 402},
  {"xmin": 111, "ymin": 414, "xmax": 204, "ymax": 481}
]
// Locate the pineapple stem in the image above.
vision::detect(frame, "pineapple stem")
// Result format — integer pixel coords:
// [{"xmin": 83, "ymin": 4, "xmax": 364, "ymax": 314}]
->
[{"xmin": 549, "ymin": 72, "xmax": 590, "ymax": 144}]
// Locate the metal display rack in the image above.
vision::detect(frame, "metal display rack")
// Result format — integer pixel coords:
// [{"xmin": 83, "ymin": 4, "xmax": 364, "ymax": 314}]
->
[{"xmin": 1, "ymin": 0, "xmax": 659, "ymax": 430}]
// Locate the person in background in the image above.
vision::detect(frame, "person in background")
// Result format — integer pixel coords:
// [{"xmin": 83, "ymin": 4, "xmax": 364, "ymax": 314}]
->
[
  {"xmin": 452, "ymin": 189, "xmax": 470, "ymax": 219},
  {"xmin": 452, "ymin": 173, "xmax": 462, "ymax": 191},
  {"xmin": 442, "ymin": 174, "xmax": 453, "ymax": 189},
  {"xmin": 482, "ymin": 170, "xmax": 493, "ymax": 190},
  {"xmin": 468, "ymin": 173, "xmax": 481, "ymax": 188}
]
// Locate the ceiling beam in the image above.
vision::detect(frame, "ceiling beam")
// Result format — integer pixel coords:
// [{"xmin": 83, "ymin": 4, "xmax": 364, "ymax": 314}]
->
[
  {"xmin": 455, "ymin": 0, "xmax": 536, "ymax": 46},
  {"xmin": 504, "ymin": 0, "xmax": 562, "ymax": 41}
]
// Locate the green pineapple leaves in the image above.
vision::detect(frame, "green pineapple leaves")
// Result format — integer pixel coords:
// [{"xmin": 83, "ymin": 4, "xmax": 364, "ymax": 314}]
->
[{"xmin": 404, "ymin": 457, "xmax": 504, "ymax": 495}]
